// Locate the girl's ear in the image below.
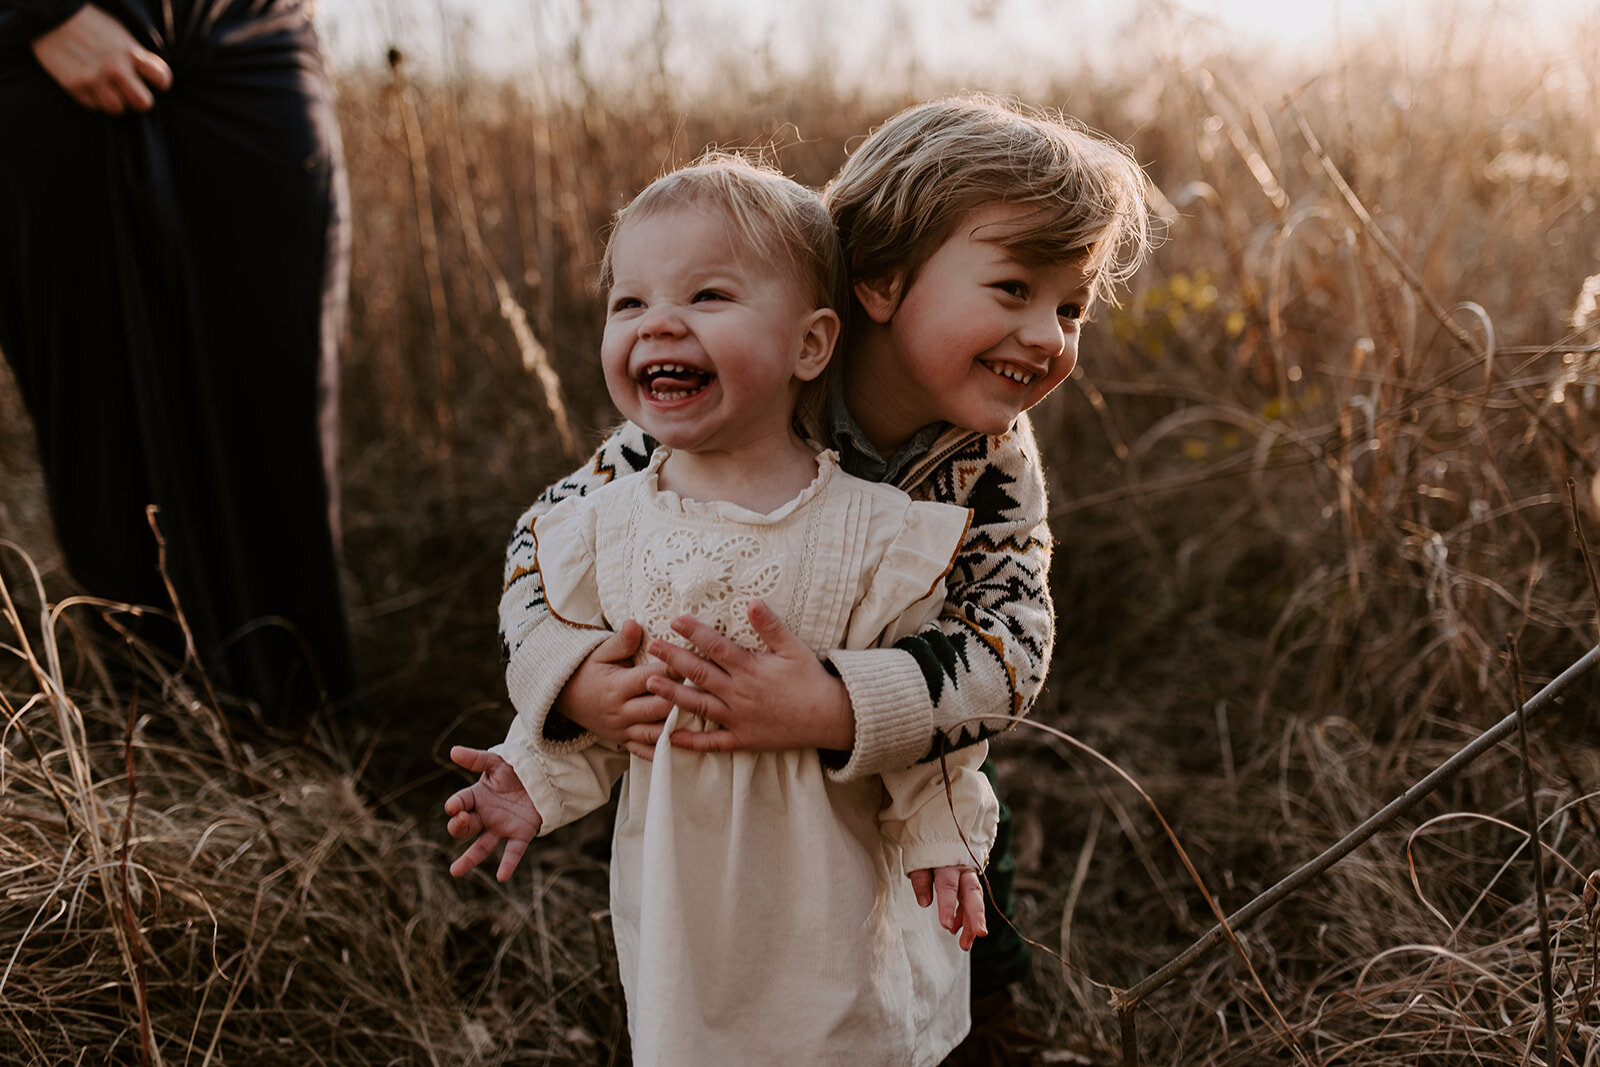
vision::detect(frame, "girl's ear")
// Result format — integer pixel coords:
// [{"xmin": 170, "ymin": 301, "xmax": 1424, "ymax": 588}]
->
[
  {"xmin": 852, "ymin": 273, "xmax": 903, "ymax": 325},
  {"xmin": 793, "ymin": 308, "xmax": 841, "ymax": 382}
]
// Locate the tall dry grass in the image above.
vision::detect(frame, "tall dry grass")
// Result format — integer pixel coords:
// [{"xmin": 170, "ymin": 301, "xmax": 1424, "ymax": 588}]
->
[{"xmin": 3, "ymin": 7, "xmax": 1600, "ymax": 1063}]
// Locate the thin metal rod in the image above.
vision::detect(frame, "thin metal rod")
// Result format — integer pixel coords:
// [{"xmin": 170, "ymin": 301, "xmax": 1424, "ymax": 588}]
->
[{"xmin": 1114, "ymin": 645, "xmax": 1600, "ymax": 1012}]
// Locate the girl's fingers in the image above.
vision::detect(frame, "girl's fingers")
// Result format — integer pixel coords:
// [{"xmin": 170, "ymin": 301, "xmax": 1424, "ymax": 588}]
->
[
  {"xmin": 646, "ymin": 638, "xmax": 725, "ymax": 688},
  {"xmin": 648, "ymin": 677, "xmax": 721, "ymax": 721},
  {"xmin": 669, "ymin": 615, "xmax": 748, "ymax": 666},
  {"xmin": 496, "ymin": 838, "xmax": 528, "ymax": 882},
  {"xmin": 594, "ymin": 620, "xmax": 646, "ymax": 664},
  {"xmin": 934, "ymin": 867, "xmax": 962, "ymax": 931},
  {"xmin": 449, "ymin": 832, "xmax": 500, "ymax": 879},
  {"xmin": 619, "ymin": 690, "xmax": 674, "ymax": 723},
  {"xmin": 746, "ymin": 599, "xmax": 802, "ymax": 653},
  {"xmin": 450, "ymin": 745, "xmax": 494, "ymax": 773},
  {"xmin": 909, "ymin": 868, "xmax": 935, "ymax": 907},
  {"xmin": 961, "ymin": 871, "xmax": 987, "ymax": 935},
  {"xmin": 666, "ymin": 727, "xmax": 739, "ymax": 753}
]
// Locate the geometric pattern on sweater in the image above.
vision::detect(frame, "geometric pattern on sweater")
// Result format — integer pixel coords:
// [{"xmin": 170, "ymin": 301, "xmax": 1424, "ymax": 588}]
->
[
  {"xmin": 887, "ymin": 422, "xmax": 1054, "ymax": 760},
  {"xmin": 499, "ymin": 416, "xmax": 1053, "ymax": 770}
]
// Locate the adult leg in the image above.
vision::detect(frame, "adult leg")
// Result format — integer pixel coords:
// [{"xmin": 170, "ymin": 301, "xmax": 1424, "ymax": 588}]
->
[
  {"xmin": 0, "ymin": 62, "xmax": 176, "ymax": 633},
  {"xmin": 151, "ymin": 14, "xmax": 358, "ymax": 721}
]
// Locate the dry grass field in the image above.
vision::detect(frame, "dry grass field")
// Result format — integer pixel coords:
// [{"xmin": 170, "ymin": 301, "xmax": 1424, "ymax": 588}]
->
[{"xmin": 4, "ymin": 7, "xmax": 1600, "ymax": 1063}]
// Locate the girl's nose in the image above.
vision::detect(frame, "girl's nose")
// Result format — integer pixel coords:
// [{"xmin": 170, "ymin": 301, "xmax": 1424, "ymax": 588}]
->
[{"xmin": 637, "ymin": 305, "xmax": 686, "ymax": 339}]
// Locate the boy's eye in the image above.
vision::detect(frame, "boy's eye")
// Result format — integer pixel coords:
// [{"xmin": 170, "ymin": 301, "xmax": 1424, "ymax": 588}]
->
[
  {"xmin": 610, "ymin": 296, "xmax": 643, "ymax": 314},
  {"xmin": 691, "ymin": 289, "xmax": 729, "ymax": 303},
  {"xmin": 993, "ymin": 281, "xmax": 1027, "ymax": 299},
  {"xmin": 1058, "ymin": 303, "xmax": 1085, "ymax": 321}
]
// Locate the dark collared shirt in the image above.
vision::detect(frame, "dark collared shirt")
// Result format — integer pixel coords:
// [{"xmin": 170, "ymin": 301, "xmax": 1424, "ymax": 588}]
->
[{"xmin": 825, "ymin": 373, "xmax": 948, "ymax": 487}]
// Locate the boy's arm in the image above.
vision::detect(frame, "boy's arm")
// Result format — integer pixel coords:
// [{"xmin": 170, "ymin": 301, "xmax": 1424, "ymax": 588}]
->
[
  {"xmin": 653, "ymin": 422, "xmax": 1053, "ymax": 780},
  {"xmin": 501, "ymin": 422, "xmax": 658, "ymax": 750},
  {"xmin": 825, "ymin": 419, "xmax": 1054, "ymax": 778}
]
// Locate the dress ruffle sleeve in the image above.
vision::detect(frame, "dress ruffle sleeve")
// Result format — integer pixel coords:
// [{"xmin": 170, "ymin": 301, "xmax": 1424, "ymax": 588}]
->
[
  {"xmin": 495, "ymin": 492, "xmax": 631, "ymax": 831},
  {"xmin": 503, "ymin": 494, "xmax": 610, "ymax": 754},
  {"xmin": 842, "ymin": 499, "xmax": 971, "ymax": 650},
  {"xmin": 825, "ymin": 499, "xmax": 971, "ymax": 781}
]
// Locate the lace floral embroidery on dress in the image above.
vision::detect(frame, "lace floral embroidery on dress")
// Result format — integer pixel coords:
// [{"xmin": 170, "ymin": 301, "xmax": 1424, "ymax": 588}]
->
[{"xmin": 639, "ymin": 529, "xmax": 783, "ymax": 650}]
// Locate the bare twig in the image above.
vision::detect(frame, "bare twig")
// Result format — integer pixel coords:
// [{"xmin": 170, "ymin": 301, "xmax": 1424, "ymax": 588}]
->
[
  {"xmin": 1115, "ymin": 644, "xmax": 1600, "ymax": 1011},
  {"xmin": 1508, "ymin": 637, "xmax": 1562, "ymax": 1067}
]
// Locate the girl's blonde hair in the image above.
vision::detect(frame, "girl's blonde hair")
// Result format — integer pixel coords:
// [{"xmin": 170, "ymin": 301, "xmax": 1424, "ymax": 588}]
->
[
  {"xmin": 600, "ymin": 152, "xmax": 847, "ymax": 317},
  {"xmin": 599, "ymin": 153, "xmax": 845, "ymax": 436},
  {"xmin": 824, "ymin": 93, "xmax": 1155, "ymax": 310}
]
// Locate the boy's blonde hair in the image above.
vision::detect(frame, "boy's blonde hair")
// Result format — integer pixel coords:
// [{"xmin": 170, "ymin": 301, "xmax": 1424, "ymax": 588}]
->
[
  {"xmin": 600, "ymin": 152, "xmax": 847, "ymax": 318},
  {"xmin": 824, "ymin": 93, "xmax": 1154, "ymax": 310}
]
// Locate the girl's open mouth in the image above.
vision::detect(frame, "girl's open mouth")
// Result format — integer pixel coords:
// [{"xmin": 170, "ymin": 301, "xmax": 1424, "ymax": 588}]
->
[{"xmin": 639, "ymin": 362, "xmax": 713, "ymax": 400}]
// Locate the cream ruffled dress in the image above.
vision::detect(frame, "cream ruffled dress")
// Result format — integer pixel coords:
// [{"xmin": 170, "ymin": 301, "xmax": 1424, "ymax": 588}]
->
[{"xmin": 496, "ymin": 448, "xmax": 999, "ymax": 1067}]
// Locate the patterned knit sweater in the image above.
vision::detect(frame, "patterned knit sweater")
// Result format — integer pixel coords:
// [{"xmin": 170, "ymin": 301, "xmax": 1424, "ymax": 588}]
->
[{"xmin": 499, "ymin": 413, "xmax": 1053, "ymax": 780}]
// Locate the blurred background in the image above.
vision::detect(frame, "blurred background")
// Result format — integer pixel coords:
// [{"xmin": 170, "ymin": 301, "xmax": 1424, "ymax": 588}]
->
[{"xmin": 3, "ymin": 0, "xmax": 1599, "ymax": 1063}]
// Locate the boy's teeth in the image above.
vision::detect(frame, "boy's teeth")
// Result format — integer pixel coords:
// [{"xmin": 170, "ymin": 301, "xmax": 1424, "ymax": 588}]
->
[{"xmin": 986, "ymin": 362, "xmax": 1034, "ymax": 384}]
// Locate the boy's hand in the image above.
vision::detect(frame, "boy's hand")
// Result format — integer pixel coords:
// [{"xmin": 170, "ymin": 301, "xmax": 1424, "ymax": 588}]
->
[
  {"xmin": 553, "ymin": 619, "xmax": 674, "ymax": 759},
  {"xmin": 910, "ymin": 866, "xmax": 987, "ymax": 951},
  {"xmin": 646, "ymin": 601, "xmax": 855, "ymax": 753},
  {"xmin": 444, "ymin": 746, "xmax": 544, "ymax": 882}
]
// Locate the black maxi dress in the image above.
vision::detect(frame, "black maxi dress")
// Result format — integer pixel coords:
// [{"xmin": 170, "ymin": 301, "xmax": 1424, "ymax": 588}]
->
[{"xmin": 0, "ymin": 0, "xmax": 358, "ymax": 722}]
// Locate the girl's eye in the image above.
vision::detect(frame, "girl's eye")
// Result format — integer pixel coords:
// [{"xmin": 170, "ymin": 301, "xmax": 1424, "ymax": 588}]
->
[
  {"xmin": 994, "ymin": 281, "xmax": 1027, "ymax": 299},
  {"xmin": 1058, "ymin": 303, "xmax": 1084, "ymax": 321},
  {"xmin": 691, "ymin": 289, "xmax": 728, "ymax": 303},
  {"xmin": 610, "ymin": 296, "xmax": 643, "ymax": 314}
]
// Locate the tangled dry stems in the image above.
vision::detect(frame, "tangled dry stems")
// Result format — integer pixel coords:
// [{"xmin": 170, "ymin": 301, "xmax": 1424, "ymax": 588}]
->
[
  {"xmin": 4, "ymin": 9, "xmax": 1600, "ymax": 1064},
  {"xmin": 1, "ymin": 559, "xmax": 618, "ymax": 1065}
]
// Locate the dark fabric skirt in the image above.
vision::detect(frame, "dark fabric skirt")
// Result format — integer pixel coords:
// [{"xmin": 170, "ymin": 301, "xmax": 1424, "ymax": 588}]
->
[{"xmin": 0, "ymin": 0, "xmax": 358, "ymax": 721}]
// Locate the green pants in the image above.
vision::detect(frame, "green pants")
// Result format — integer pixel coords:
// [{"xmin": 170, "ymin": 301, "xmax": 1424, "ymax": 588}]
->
[{"xmin": 971, "ymin": 759, "xmax": 1028, "ymax": 999}]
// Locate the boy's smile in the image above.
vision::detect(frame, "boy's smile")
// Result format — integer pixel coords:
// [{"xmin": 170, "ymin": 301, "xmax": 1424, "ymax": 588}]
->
[{"xmin": 848, "ymin": 202, "xmax": 1092, "ymax": 452}]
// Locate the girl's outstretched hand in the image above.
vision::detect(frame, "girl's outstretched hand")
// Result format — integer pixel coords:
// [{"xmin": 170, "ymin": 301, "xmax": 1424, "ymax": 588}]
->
[
  {"xmin": 911, "ymin": 866, "xmax": 988, "ymax": 951},
  {"xmin": 646, "ymin": 600, "xmax": 855, "ymax": 753},
  {"xmin": 444, "ymin": 746, "xmax": 544, "ymax": 882}
]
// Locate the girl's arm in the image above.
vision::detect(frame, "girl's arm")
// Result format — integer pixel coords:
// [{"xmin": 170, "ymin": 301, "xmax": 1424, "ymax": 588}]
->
[
  {"xmin": 656, "ymin": 419, "xmax": 1053, "ymax": 780},
  {"xmin": 880, "ymin": 742, "xmax": 999, "ymax": 951},
  {"xmin": 501, "ymin": 422, "xmax": 669, "ymax": 752}
]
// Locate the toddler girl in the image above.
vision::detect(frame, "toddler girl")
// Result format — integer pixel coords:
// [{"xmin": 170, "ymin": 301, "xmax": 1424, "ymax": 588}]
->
[{"xmin": 446, "ymin": 154, "xmax": 998, "ymax": 1067}]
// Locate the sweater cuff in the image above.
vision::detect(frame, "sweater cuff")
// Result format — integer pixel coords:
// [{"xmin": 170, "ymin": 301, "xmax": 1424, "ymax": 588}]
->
[
  {"xmin": 823, "ymin": 647, "xmax": 934, "ymax": 781},
  {"xmin": 504, "ymin": 619, "xmax": 611, "ymax": 755}
]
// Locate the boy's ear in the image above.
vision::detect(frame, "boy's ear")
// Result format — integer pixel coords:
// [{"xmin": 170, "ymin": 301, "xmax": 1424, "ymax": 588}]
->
[
  {"xmin": 793, "ymin": 308, "xmax": 841, "ymax": 382},
  {"xmin": 852, "ymin": 272, "xmax": 903, "ymax": 325}
]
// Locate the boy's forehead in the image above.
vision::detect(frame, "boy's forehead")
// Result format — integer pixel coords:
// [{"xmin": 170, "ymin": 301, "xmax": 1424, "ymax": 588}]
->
[{"xmin": 957, "ymin": 204, "xmax": 1096, "ymax": 276}]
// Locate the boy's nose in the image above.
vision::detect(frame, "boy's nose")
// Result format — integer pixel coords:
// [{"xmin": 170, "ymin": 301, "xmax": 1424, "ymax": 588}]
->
[{"xmin": 1017, "ymin": 310, "xmax": 1067, "ymax": 358}]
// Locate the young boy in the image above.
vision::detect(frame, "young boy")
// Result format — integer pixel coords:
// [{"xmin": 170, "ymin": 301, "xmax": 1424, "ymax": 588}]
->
[{"xmin": 487, "ymin": 92, "xmax": 1153, "ymax": 1057}]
